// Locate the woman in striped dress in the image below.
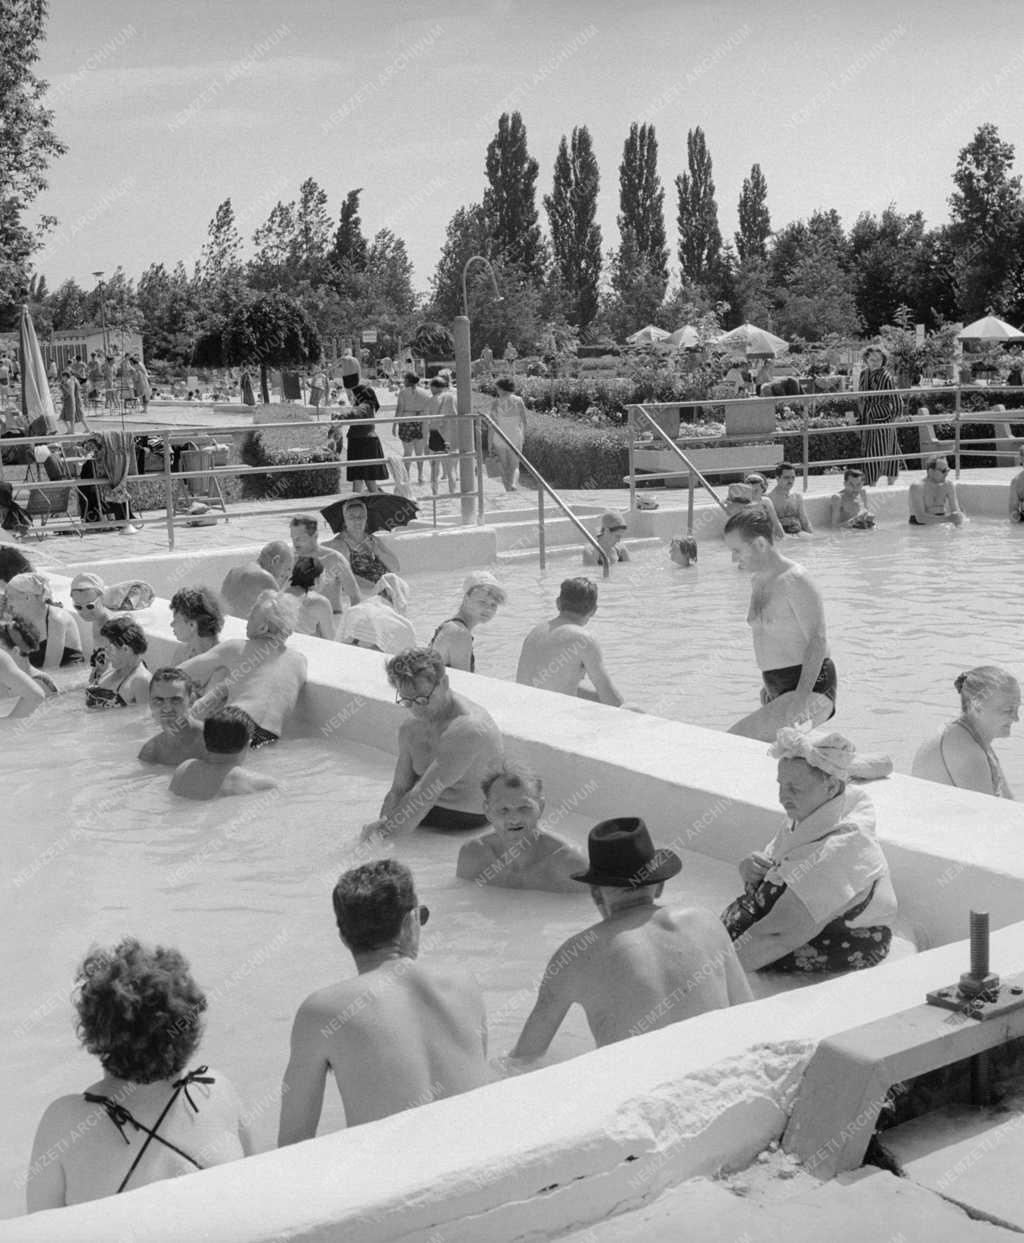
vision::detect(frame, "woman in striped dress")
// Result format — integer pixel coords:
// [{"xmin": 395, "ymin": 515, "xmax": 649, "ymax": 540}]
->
[{"xmin": 856, "ymin": 346, "xmax": 904, "ymax": 486}]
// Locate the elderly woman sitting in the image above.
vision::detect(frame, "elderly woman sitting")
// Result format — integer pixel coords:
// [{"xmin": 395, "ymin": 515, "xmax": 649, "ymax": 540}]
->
[{"xmin": 722, "ymin": 727, "xmax": 897, "ymax": 975}]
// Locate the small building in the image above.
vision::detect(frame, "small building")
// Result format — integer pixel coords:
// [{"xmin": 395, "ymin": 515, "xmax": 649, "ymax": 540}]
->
[{"xmin": 0, "ymin": 324, "xmax": 144, "ymax": 372}]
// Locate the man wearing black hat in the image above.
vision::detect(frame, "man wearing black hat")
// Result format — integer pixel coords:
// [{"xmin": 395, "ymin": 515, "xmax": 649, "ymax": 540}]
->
[{"xmin": 510, "ymin": 818, "xmax": 751, "ymax": 1056}]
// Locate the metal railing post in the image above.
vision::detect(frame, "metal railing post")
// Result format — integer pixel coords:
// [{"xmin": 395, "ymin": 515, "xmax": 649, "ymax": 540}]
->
[
  {"xmin": 164, "ymin": 439, "xmax": 175, "ymax": 550},
  {"xmin": 473, "ymin": 414, "xmax": 485, "ymax": 525},
  {"xmin": 687, "ymin": 468, "xmax": 695, "ymax": 535},
  {"xmin": 802, "ymin": 395, "xmax": 811, "ymax": 492},
  {"xmin": 627, "ymin": 406, "xmax": 637, "ymax": 513},
  {"xmin": 954, "ymin": 381, "xmax": 963, "ymax": 478},
  {"xmin": 538, "ymin": 486, "xmax": 546, "ymax": 570}
]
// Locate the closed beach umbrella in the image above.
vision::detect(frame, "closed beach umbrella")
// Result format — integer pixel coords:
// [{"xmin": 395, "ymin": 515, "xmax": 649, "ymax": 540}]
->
[
  {"xmin": 626, "ymin": 324, "xmax": 671, "ymax": 346},
  {"xmin": 19, "ymin": 305, "xmax": 58, "ymax": 434},
  {"xmin": 956, "ymin": 315, "xmax": 1024, "ymax": 342},
  {"xmin": 714, "ymin": 323, "xmax": 789, "ymax": 358}
]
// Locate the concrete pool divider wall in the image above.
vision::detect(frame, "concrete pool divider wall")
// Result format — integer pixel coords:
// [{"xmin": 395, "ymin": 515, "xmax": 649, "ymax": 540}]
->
[{"xmin": 11, "ymin": 583, "xmax": 1024, "ymax": 1242}]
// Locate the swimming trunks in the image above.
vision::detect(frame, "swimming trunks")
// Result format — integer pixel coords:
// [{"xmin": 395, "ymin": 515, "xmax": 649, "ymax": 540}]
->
[
  {"xmin": 397, "ymin": 421, "xmax": 423, "ymax": 442},
  {"xmin": 233, "ymin": 708, "xmax": 280, "ymax": 749},
  {"xmin": 761, "ymin": 657, "xmax": 838, "ymax": 713},
  {"xmin": 431, "ymin": 616, "xmax": 475, "ymax": 672},
  {"xmin": 83, "ymin": 1066, "xmax": 213, "ymax": 1194},
  {"xmin": 420, "ymin": 805, "xmax": 490, "ymax": 830},
  {"xmin": 428, "ymin": 429, "xmax": 448, "ymax": 453}
]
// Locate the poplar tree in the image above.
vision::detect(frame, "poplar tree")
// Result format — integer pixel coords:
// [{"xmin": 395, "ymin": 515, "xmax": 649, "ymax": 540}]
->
[
  {"xmin": 675, "ymin": 127, "xmax": 722, "ymax": 287},
  {"xmin": 616, "ymin": 122, "xmax": 668, "ymax": 295},
  {"xmin": 200, "ymin": 199, "xmax": 243, "ymax": 285},
  {"xmin": 483, "ymin": 112, "xmax": 545, "ymax": 281},
  {"xmin": 544, "ymin": 126, "xmax": 603, "ymax": 327},
  {"xmin": 735, "ymin": 164, "xmax": 771, "ymax": 263}
]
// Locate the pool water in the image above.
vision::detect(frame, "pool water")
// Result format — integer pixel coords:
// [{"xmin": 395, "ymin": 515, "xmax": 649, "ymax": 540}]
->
[
  {"xmin": 2, "ymin": 697, "xmax": 739, "ymax": 1220},
  {"xmin": 401, "ymin": 519, "xmax": 1024, "ymax": 793}
]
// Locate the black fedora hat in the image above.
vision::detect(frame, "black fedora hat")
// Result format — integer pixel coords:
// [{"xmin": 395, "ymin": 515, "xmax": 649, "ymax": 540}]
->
[{"xmin": 572, "ymin": 817, "xmax": 682, "ymax": 888}]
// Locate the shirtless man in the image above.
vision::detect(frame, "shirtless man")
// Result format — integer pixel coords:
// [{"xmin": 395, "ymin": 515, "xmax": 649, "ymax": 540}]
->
[
  {"xmin": 286, "ymin": 556, "xmax": 335, "ymax": 638},
  {"xmin": 290, "ymin": 515, "xmax": 361, "ymax": 616},
  {"xmin": 509, "ymin": 818, "xmax": 751, "ymax": 1056},
  {"xmin": 516, "ymin": 577, "xmax": 625, "ymax": 706},
  {"xmin": 724, "ymin": 508, "xmax": 836, "ymax": 742},
  {"xmin": 278, "ymin": 859, "xmax": 488, "ymax": 1140},
  {"xmin": 456, "ymin": 765, "xmax": 587, "ymax": 893},
  {"xmin": 170, "ymin": 708, "xmax": 278, "ymax": 800},
  {"xmin": 768, "ymin": 461, "xmax": 813, "ymax": 534},
  {"xmin": 829, "ymin": 468, "xmax": 875, "ymax": 529},
  {"xmin": 361, "ymin": 646, "xmax": 504, "ymax": 838},
  {"xmin": 582, "ymin": 511, "xmax": 631, "ymax": 567},
  {"xmin": 179, "ymin": 590, "xmax": 308, "ymax": 746},
  {"xmin": 909, "ymin": 456, "xmax": 965, "ymax": 526},
  {"xmin": 139, "ymin": 667, "xmax": 207, "ymax": 765},
  {"xmin": 220, "ymin": 542, "xmax": 294, "ymax": 620},
  {"xmin": 1008, "ymin": 447, "xmax": 1024, "ymax": 522}
]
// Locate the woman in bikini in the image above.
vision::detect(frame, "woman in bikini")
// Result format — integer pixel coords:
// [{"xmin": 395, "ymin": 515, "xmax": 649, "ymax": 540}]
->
[
  {"xmin": 27, "ymin": 939, "xmax": 250, "ymax": 1211},
  {"xmin": 333, "ymin": 498, "xmax": 399, "ymax": 591},
  {"xmin": 911, "ymin": 666, "xmax": 1018, "ymax": 799},
  {"xmin": 85, "ymin": 616, "xmax": 151, "ymax": 708}
]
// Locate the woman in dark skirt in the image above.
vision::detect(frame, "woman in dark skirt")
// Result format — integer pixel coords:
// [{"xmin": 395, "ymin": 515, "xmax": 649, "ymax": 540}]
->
[
  {"xmin": 856, "ymin": 346, "xmax": 904, "ymax": 486},
  {"xmin": 344, "ymin": 383, "xmax": 388, "ymax": 494}
]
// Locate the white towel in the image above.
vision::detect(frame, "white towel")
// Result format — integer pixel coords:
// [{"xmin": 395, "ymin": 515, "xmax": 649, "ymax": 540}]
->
[{"xmin": 387, "ymin": 455, "xmax": 414, "ymax": 500}]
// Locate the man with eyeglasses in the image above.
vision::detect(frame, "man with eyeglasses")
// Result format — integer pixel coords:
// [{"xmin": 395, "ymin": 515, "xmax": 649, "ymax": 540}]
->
[
  {"xmin": 909, "ymin": 456, "xmax": 964, "ymax": 527},
  {"xmin": 279, "ymin": 859, "xmax": 488, "ymax": 1141},
  {"xmin": 361, "ymin": 646, "xmax": 504, "ymax": 839}
]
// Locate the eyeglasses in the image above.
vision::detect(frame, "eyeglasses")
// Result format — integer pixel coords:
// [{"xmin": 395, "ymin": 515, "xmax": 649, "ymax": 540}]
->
[
  {"xmin": 415, "ymin": 904, "xmax": 429, "ymax": 926},
  {"xmin": 931, "ymin": 466, "xmax": 950, "ymax": 474},
  {"xmin": 395, "ymin": 684, "xmax": 437, "ymax": 708}
]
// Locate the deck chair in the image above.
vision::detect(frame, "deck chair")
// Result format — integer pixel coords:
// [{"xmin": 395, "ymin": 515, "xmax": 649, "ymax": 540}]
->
[{"xmin": 23, "ymin": 448, "xmax": 84, "ymax": 538}]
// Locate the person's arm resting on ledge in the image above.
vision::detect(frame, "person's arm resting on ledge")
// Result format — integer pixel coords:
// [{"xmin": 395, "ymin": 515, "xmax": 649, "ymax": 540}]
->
[
  {"xmin": 278, "ymin": 999, "xmax": 329, "ymax": 1146},
  {"xmin": 368, "ymin": 719, "xmax": 486, "ymax": 837}
]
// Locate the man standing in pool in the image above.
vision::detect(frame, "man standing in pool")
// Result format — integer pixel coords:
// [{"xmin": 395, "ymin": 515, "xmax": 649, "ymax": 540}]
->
[
  {"xmin": 279, "ymin": 859, "xmax": 488, "ymax": 1141},
  {"xmin": 361, "ymin": 646, "xmax": 504, "ymax": 838},
  {"xmin": 509, "ymin": 818, "xmax": 751, "ymax": 1056},
  {"xmin": 516, "ymin": 577, "xmax": 626, "ymax": 706},
  {"xmin": 724, "ymin": 509, "xmax": 836, "ymax": 742}
]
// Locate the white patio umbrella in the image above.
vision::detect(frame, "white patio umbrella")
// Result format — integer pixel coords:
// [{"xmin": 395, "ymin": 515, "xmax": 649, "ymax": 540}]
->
[
  {"xmin": 666, "ymin": 325, "xmax": 700, "ymax": 348},
  {"xmin": 714, "ymin": 323, "xmax": 789, "ymax": 357},
  {"xmin": 19, "ymin": 304, "xmax": 58, "ymax": 434},
  {"xmin": 956, "ymin": 315, "xmax": 1024, "ymax": 342},
  {"xmin": 626, "ymin": 324, "xmax": 670, "ymax": 345}
]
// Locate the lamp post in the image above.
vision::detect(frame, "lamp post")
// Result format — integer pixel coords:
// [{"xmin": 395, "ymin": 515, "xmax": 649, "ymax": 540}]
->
[{"xmin": 456, "ymin": 256, "xmax": 502, "ymax": 523}]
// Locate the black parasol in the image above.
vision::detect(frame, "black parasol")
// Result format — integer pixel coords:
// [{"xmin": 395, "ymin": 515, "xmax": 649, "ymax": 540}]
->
[{"xmin": 321, "ymin": 492, "xmax": 419, "ymax": 535}]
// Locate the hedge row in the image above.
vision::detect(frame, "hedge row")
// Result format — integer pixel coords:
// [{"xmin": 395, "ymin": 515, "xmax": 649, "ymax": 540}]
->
[
  {"xmin": 239, "ymin": 431, "xmax": 341, "ymax": 500},
  {"xmin": 523, "ymin": 411, "xmax": 630, "ymax": 489}
]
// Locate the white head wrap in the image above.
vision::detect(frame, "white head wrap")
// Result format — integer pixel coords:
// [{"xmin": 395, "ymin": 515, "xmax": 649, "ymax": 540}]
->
[
  {"xmin": 769, "ymin": 725, "xmax": 855, "ymax": 782},
  {"xmin": 374, "ymin": 572, "xmax": 410, "ymax": 615}
]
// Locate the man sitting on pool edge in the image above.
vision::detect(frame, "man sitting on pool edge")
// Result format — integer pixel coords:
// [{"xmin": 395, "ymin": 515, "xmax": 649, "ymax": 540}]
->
[
  {"xmin": 909, "ymin": 456, "xmax": 965, "ymax": 526},
  {"xmin": 456, "ymin": 765, "xmax": 587, "ymax": 893},
  {"xmin": 361, "ymin": 646, "xmax": 504, "ymax": 839},
  {"xmin": 508, "ymin": 817, "xmax": 751, "ymax": 1058}
]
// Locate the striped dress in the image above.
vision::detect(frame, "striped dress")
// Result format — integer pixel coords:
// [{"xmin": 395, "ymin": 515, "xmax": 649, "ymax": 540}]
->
[{"xmin": 856, "ymin": 367, "xmax": 904, "ymax": 485}]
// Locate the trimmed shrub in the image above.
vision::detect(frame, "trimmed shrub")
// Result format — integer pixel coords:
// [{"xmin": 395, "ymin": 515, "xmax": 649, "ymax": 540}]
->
[
  {"xmin": 239, "ymin": 431, "xmax": 341, "ymax": 500},
  {"xmin": 523, "ymin": 411, "xmax": 630, "ymax": 489}
]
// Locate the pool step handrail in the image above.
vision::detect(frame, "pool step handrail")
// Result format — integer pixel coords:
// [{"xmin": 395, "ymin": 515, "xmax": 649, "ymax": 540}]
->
[
  {"xmin": 476, "ymin": 410, "xmax": 611, "ymax": 578},
  {"xmin": 627, "ymin": 404, "xmax": 730, "ymax": 534}
]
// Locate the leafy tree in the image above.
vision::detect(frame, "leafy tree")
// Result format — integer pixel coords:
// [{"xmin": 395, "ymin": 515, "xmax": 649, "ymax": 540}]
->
[
  {"xmin": 604, "ymin": 231, "xmax": 669, "ymax": 338},
  {"xmin": 735, "ymin": 164, "xmax": 771, "ymax": 263},
  {"xmin": 293, "ymin": 177, "xmax": 333, "ymax": 286},
  {"xmin": 617, "ymin": 122, "xmax": 668, "ymax": 295},
  {"xmin": 0, "ymin": 0, "xmax": 67, "ymax": 320},
  {"xmin": 200, "ymin": 199, "xmax": 243, "ymax": 287},
  {"xmin": 675, "ymin": 127, "xmax": 723, "ymax": 288},
  {"xmin": 364, "ymin": 229, "xmax": 416, "ymax": 317},
  {"xmin": 331, "ymin": 189, "xmax": 368, "ymax": 272},
  {"xmin": 250, "ymin": 200, "xmax": 297, "ymax": 291},
  {"xmin": 947, "ymin": 123, "xmax": 1024, "ymax": 319},
  {"xmin": 429, "ymin": 203, "xmax": 492, "ymax": 323},
  {"xmin": 774, "ymin": 239, "xmax": 861, "ymax": 340},
  {"xmin": 47, "ymin": 278, "xmax": 88, "ymax": 331},
  {"xmin": 195, "ymin": 290, "xmax": 321, "ymax": 403},
  {"xmin": 544, "ymin": 126, "xmax": 603, "ymax": 328},
  {"xmin": 136, "ymin": 262, "xmax": 197, "ymax": 364},
  {"xmin": 410, "ymin": 322, "xmax": 454, "ymax": 360},
  {"xmin": 483, "ymin": 112, "xmax": 545, "ymax": 281},
  {"xmin": 849, "ymin": 206, "xmax": 929, "ymax": 333}
]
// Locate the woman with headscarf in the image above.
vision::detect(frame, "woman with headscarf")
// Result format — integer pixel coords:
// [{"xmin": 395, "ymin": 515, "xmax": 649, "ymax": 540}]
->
[
  {"xmin": 342, "ymin": 383, "xmax": 388, "ymax": 495},
  {"xmin": 912, "ymin": 666, "xmax": 1018, "ymax": 799},
  {"xmin": 3, "ymin": 572, "xmax": 84, "ymax": 670},
  {"xmin": 339, "ymin": 572, "xmax": 417, "ymax": 654},
  {"xmin": 856, "ymin": 345, "xmax": 904, "ymax": 487},
  {"xmin": 721, "ymin": 726, "xmax": 897, "ymax": 975}
]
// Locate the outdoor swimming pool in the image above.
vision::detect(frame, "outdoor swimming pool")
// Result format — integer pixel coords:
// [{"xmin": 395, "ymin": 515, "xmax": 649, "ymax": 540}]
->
[
  {"xmin": 1, "ymin": 696, "xmax": 743, "ymax": 1221},
  {"xmin": 400, "ymin": 518, "xmax": 1024, "ymax": 792}
]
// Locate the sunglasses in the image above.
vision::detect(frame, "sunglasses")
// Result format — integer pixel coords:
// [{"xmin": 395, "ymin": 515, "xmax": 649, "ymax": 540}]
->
[
  {"xmin": 72, "ymin": 599, "xmax": 100, "ymax": 612},
  {"xmin": 415, "ymin": 904, "xmax": 429, "ymax": 926},
  {"xmin": 931, "ymin": 466, "xmax": 950, "ymax": 474},
  {"xmin": 395, "ymin": 685, "xmax": 436, "ymax": 708}
]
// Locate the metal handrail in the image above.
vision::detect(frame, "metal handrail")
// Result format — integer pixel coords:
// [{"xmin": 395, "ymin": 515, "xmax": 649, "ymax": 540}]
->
[
  {"xmin": 477, "ymin": 410, "xmax": 610, "ymax": 577},
  {"xmin": 629, "ymin": 404, "xmax": 729, "ymax": 535}
]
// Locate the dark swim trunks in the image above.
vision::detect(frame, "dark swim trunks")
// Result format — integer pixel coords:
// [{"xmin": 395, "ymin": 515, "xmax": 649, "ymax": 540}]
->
[
  {"xmin": 762, "ymin": 657, "xmax": 838, "ymax": 713},
  {"xmin": 234, "ymin": 708, "xmax": 279, "ymax": 749},
  {"xmin": 420, "ymin": 805, "xmax": 489, "ymax": 831},
  {"xmin": 428, "ymin": 429, "xmax": 447, "ymax": 453}
]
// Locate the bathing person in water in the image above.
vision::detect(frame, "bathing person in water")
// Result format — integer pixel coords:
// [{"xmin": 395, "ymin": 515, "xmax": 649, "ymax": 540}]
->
[
  {"xmin": 286, "ymin": 556, "xmax": 335, "ymax": 639},
  {"xmin": 361, "ymin": 646, "xmax": 504, "ymax": 838},
  {"xmin": 724, "ymin": 509, "xmax": 836, "ymax": 741},
  {"xmin": 456, "ymin": 765, "xmax": 588, "ymax": 893},
  {"xmin": 509, "ymin": 818, "xmax": 751, "ymax": 1056},
  {"xmin": 179, "ymin": 590, "xmax": 308, "ymax": 747},
  {"xmin": 515, "ymin": 577, "xmax": 625, "ymax": 706},
  {"xmin": 278, "ymin": 859, "xmax": 488, "ymax": 1140},
  {"xmin": 669, "ymin": 536, "xmax": 698, "ymax": 567},
  {"xmin": 430, "ymin": 570, "xmax": 506, "ymax": 673},
  {"xmin": 768, "ymin": 462, "xmax": 813, "ymax": 534},
  {"xmin": 170, "ymin": 707, "xmax": 279, "ymax": 800},
  {"xmin": 27, "ymin": 938, "xmax": 250, "ymax": 1212},
  {"xmin": 219, "ymin": 541, "xmax": 294, "ymax": 620},
  {"xmin": 86, "ymin": 617, "xmax": 151, "ymax": 708},
  {"xmin": 908, "ymin": 456, "xmax": 964, "ymax": 526},
  {"xmin": 290, "ymin": 515, "xmax": 361, "ymax": 615},
  {"xmin": 582, "ymin": 511, "xmax": 631, "ymax": 567},
  {"xmin": 829, "ymin": 468, "xmax": 875, "ymax": 529},
  {"xmin": 1008, "ymin": 447, "xmax": 1024, "ymax": 521},
  {"xmin": 170, "ymin": 587, "xmax": 224, "ymax": 662},
  {"xmin": 139, "ymin": 667, "xmax": 207, "ymax": 765},
  {"xmin": 911, "ymin": 666, "xmax": 1018, "ymax": 799},
  {"xmin": 722, "ymin": 728, "xmax": 896, "ymax": 973},
  {"xmin": 0, "ymin": 618, "xmax": 45, "ymax": 718}
]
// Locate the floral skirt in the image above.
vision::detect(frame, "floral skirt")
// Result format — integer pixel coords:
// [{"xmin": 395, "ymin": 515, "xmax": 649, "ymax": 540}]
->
[{"xmin": 721, "ymin": 877, "xmax": 891, "ymax": 973}]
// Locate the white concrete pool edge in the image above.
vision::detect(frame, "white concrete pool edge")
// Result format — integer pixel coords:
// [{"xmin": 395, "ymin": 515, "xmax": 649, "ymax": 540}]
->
[{"xmin": 7, "ymin": 598, "xmax": 1024, "ymax": 1242}]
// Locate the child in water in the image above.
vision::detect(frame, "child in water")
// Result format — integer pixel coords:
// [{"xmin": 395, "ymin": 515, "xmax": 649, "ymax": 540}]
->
[
  {"xmin": 456, "ymin": 765, "xmax": 587, "ymax": 893},
  {"xmin": 170, "ymin": 707, "xmax": 278, "ymax": 800},
  {"xmin": 669, "ymin": 536, "xmax": 698, "ymax": 567}
]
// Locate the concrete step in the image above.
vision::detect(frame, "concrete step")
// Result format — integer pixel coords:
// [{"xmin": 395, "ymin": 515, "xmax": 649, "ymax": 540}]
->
[{"xmin": 496, "ymin": 535, "xmax": 663, "ymax": 566}]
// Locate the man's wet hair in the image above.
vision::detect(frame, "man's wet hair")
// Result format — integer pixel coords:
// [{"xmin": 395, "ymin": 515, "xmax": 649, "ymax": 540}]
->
[
  {"xmin": 290, "ymin": 515, "xmax": 318, "ymax": 536},
  {"xmin": 482, "ymin": 763, "xmax": 543, "ymax": 801},
  {"xmin": 723, "ymin": 508, "xmax": 775, "ymax": 543},
  {"xmin": 386, "ymin": 646, "xmax": 446, "ymax": 688},
  {"xmin": 333, "ymin": 859, "xmax": 417, "ymax": 951},
  {"xmin": 203, "ymin": 706, "xmax": 253, "ymax": 754},
  {"xmin": 149, "ymin": 666, "xmax": 199, "ymax": 698},
  {"xmin": 557, "ymin": 577, "xmax": 598, "ymax": 615},
  {"xmin": 777, "ymin": 460, "xmax": 797, "ymax": 477}
]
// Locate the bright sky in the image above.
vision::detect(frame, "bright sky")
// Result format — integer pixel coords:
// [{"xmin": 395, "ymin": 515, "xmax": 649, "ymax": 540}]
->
[{"xmin": 29, "ymin": 0, "xmax": 1024, "ymax": 297}]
